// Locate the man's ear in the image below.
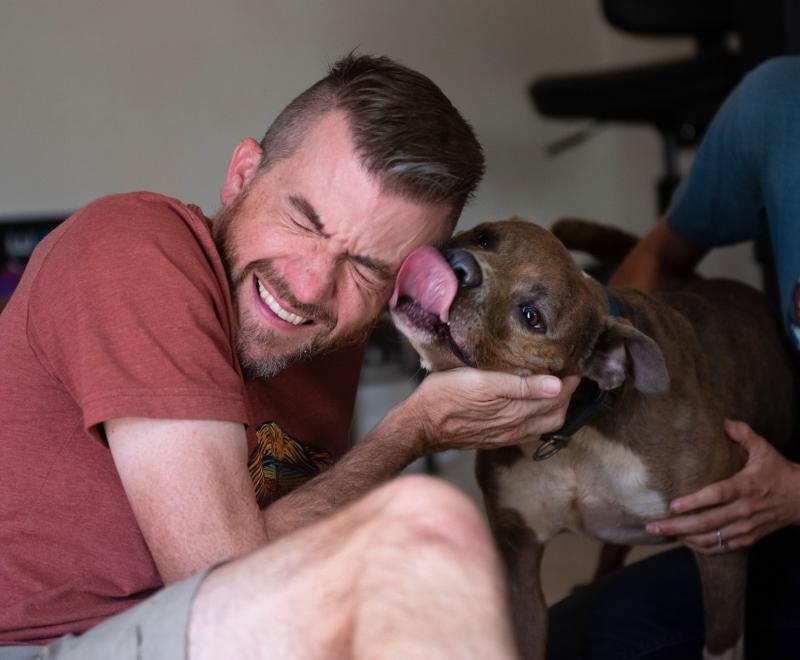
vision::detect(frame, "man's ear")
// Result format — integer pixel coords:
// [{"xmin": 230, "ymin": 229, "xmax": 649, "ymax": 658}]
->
[
  {"xmin": 582, "ymin": 317, "xmax": 670, "ymax": 394},
  {"xmin": 220, "ymin": 138, "xmax": 263, "ymax": 205}
]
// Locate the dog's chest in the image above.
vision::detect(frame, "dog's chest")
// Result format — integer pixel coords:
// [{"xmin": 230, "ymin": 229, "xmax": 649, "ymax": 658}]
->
[{"xmin": 493, "ymin": 428, "xmax": 669, "ymax": 544}]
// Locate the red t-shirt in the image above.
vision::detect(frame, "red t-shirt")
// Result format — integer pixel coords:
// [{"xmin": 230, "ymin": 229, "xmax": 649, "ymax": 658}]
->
[{"xmin": 0, "ymin": 192, "xmax": 364, "ymax": 645}]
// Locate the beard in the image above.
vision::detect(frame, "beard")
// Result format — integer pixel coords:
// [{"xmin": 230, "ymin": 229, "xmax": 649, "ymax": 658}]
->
[
  {"xmin": 235, "ymin": 318, "xmax": 321, "ymax": 379},
  {"xmin": 212, "ymin": 191, "xmax": 374, "ymax": 379}
]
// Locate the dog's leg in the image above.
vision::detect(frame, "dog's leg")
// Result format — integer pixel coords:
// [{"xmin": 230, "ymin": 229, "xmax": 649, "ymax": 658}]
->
[
  {"xmin": 693, "ymin": 549, "xmax": 748, "ymax": 660},
  {"xmin": 491, "ymin": 510, "xmax": 547, "ymax": 660}
]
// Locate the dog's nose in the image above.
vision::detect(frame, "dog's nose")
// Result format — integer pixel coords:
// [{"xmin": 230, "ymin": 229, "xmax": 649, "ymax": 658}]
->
[{"xmin": 445, "ymin": 249, "xmax": 482, "ymax": 288}]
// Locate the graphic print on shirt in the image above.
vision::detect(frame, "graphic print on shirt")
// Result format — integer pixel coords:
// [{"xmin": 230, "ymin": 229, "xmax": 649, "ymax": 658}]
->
[
  {"xmin": 248, "ymin": 421, "xmax": 333, "ymax": 508},
  {"xmin": 791, "ymin": 279, "xmax": 800, "ymax": 350}
]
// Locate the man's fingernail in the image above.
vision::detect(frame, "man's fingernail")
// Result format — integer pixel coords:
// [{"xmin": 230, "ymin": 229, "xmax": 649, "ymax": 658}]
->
[
  {"xmin": 540, "ymin": 377, "xmax": 561, "ymax": 395},
  {"xmin": 646, "ymin": 524, "xmax": 660, "ymax": 534}
]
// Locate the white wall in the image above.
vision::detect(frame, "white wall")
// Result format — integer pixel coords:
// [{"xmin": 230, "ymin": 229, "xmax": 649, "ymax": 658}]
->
[{"xmin": 0, "ymin": 0, "xmax": 757, "ymax": 283}]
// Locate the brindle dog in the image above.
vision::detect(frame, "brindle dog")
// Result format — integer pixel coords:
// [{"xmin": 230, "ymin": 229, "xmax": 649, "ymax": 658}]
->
[{"xmin": 390, "ymin": 218, "xmax": 795, "ymax": 660}]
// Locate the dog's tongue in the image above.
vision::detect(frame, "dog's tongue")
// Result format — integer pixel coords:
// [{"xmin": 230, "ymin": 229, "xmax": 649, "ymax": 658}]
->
[{"xmin": 390, "ymin": 246, "xmax": 458, "ymax": 323}]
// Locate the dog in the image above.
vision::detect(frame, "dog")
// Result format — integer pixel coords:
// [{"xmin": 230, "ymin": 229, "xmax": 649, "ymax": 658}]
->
[{"xmin": 389, "ymin": 218, "xmax": 796, "ymax": 660}]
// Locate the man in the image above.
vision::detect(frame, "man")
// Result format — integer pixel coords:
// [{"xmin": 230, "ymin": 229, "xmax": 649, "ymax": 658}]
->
[
  {"xmin": 548, "ymin": 56, "xmax": 800, "ymax": 659},
  {"xmin": 1, "ymin": 54, "xmax": 576, "ymax": 658}
]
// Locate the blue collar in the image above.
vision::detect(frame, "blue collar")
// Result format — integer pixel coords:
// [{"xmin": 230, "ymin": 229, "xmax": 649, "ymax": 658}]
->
[{"xmin": 605, "ymin": 287, "xmax": 621, "ymax": 317}]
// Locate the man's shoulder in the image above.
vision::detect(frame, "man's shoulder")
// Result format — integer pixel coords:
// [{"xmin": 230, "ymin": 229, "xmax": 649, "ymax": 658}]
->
[
  {"xmin": 68, "ymin": 191, "xmax": 209, "ymax": 242},
  {"xmin": 29, "ymin": 191, "xmax": 223, "ymax": 300},
  {"xmin": 39, "ymin": 191, "xmax": 218, "ymax": 275}
]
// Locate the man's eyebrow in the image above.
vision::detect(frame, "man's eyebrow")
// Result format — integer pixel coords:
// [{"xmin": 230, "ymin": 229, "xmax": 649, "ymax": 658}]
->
[
  {"xmin": 351, "ymin": 254, "xmax": 393, "ymax": 281},
  {"xmin": 289, "ymin": 194, "xmax": 329, "ymax": 237},
  {"xmin": 288, "ymin": 193, "xmax": 393, "ymax": 280}
]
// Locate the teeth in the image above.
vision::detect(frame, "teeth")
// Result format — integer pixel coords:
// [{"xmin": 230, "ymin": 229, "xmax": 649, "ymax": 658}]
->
[{"xmin": 257, "ymin": 280, "xmax": 309, "ymax": 326}]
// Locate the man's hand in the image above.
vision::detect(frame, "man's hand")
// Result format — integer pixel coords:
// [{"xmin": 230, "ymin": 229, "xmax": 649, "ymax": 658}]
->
[
  {"xmin": 646, "ymin": 420, "xmax": 800, "ymax": 554},
  {"xmin": 261, "ymin": 371, "xmax": 578, "ymax": 539},
  {"xmin": 408, "ymin": 368, "xmax": 580, "ymax": 455}
]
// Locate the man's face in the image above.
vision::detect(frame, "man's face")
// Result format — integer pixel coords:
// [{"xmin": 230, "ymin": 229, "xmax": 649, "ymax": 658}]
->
[{"xmin": 215, "ymin": 112, "xmax": 452, "ymax": 377}]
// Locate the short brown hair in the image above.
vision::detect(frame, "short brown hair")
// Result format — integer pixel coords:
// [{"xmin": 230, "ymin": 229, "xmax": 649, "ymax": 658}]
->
[{"xmin": 258, "ymin": 53, "xmax": 485, "ymax": 223}]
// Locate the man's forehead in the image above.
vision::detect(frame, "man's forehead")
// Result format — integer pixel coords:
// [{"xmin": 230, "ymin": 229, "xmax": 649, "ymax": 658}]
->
[
  {"xmin": 286, "ymin": 189, "xmax": 450, "ymax": 271},
  {"xmin": 245, "ymin": 111, "xmax": 455, "ymax": 266}
]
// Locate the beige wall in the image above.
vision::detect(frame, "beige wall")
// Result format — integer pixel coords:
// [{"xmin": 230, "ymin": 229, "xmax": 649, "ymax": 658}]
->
[{"xmin": 0, "ymin": 0, "xmax": 756, "ymax": 282}]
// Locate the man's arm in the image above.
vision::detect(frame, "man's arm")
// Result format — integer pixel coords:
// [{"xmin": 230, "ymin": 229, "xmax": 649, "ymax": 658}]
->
[
  {"xmin": 106, "ymin": 417, "xmax": 268, "ymax": 584},
  {"xmin": 263, "ymin": 369, "xmax": 578, "ymax": 538},
  {"xmin": 609, "ymin": 217, "xmax": 707, "ymax": 291},
  {"xmin": 107, "ymin": 369, "xmax": 577, "ymax": 581}
]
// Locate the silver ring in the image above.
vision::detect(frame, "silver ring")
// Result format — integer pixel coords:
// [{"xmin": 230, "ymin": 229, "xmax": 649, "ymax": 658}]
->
[{"xmin": 716, "ymin": 528, "xmax": 724, "ymax": 549}]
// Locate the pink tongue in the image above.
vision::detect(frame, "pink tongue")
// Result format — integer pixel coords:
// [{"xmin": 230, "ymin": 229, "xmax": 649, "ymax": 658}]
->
[{"xmin": 390, "ymin": 246, "xmax": 458, "ymax": 323}]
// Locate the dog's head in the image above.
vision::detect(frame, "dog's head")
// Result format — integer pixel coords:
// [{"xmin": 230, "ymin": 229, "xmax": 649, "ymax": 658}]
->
[{"xmin": 390, "ymin": 219, "xmax": 669, "ymax": 394}]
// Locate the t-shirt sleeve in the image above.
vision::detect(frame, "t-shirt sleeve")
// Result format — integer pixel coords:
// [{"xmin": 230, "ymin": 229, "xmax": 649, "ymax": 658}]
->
[
  {"xmin": 667, "ymin": 60, "xmax": 782, "ymax": 246},
  {"xmin": 26, "ymin": 193, "xmax": 249, "ymax": 432}
]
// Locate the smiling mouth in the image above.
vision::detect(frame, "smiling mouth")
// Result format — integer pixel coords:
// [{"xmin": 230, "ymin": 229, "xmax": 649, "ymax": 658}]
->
[
  {"xmin": 255, "ymin": 277, "xmax": 313, "ymax": 326},
  {"xmin": 394, "ymin": 296, "xmax": 476, "ymax": 368}
]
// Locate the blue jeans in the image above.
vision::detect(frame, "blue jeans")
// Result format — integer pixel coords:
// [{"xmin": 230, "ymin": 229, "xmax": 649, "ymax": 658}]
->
[{"xmin": 546, "ymin": 527, "xmax": 800, "ymax": 659}]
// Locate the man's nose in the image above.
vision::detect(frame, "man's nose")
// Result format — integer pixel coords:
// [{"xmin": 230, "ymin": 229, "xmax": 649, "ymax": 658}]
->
[
  {"xmin": 285, "ymin": 253, "xmax": 338, "ymax": 304},
  {"xmin": 445, "ymin": 249, "xmax": 482, "ymax": 288}
]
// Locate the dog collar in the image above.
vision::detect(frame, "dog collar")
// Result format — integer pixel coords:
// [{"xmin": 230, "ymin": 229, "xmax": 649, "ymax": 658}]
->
[
  {"xmin": 533, "ymin": 379, "xmax": 621, "ymax": 460},
  {"xmin": 533, "ymin": 289, "xmax": 622, "ymax": 461}
]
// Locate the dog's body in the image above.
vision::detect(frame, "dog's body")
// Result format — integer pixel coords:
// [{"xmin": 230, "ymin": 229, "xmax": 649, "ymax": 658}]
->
[{"xmin": 390, "ymin": 219, "xmax": 795, "ymax": 660}]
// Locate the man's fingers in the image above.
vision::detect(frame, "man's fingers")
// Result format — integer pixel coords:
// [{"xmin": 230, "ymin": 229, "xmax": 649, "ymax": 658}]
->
[
  {"xmin": 513, "ymin": 373, "xmax": 580, "ymax": 401},
  {"xmin": 523, "ymin": 407, "xmax": 569, "ymax": 438},
  {"xmin": 446, "ymin": 369, "xmax": 580, "ymax": 403},
  {"xmin": 459, "ymin": 370, "xmax": 563, "ymax": 400},
  {"xmin": 418, "ymin": 370, "xmax": 581, "ymax": 451},
  {"xmin": 516, "ymin": 374, "xmax": 563, "ymax": 399}
]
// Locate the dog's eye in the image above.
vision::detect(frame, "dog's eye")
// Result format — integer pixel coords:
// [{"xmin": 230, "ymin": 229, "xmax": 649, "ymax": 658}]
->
[
  {"xmin": 520, "ymin": 305, "xmax": 545, "ymax": 331},
  {"xmin": 476, "ymin": 230, "xmax": 492, "ymax": 249}
]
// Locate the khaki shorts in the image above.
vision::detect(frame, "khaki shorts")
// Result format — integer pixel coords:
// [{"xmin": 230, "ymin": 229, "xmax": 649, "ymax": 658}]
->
[{"xmin": 0, "ymin": 568, "xmax": 209, "ymax": 660}]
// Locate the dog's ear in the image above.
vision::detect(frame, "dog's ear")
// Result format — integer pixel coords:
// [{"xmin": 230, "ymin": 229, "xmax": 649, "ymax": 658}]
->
[{"xmin": 582, "ymin": 318, "xmax": 670, "ymax": 394}]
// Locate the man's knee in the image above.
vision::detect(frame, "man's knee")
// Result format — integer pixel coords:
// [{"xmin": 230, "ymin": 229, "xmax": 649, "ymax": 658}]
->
[{"xmin": 370, "ymin": 475, "xmax": 494, "ymax": 559}]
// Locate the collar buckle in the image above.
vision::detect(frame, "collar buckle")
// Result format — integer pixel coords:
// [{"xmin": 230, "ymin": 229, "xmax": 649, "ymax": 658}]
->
[{"xmin": 533, "ymin": 434, "xmax": 569, "ymax": 461}]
